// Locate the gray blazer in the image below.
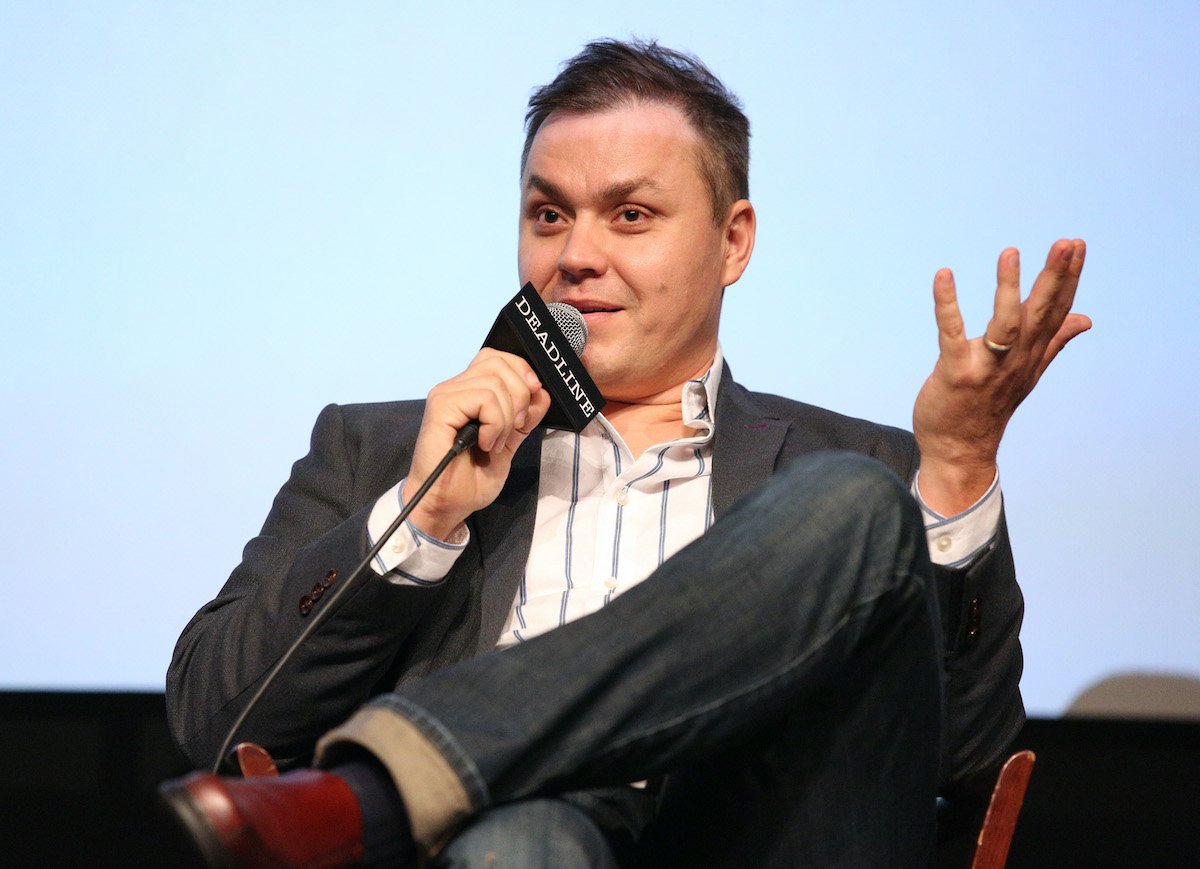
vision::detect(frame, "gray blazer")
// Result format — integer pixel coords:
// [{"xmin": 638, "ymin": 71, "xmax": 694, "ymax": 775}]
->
[{"xmin": 166, "ymin": 365, "xmax": 1023, "ymax": 789}]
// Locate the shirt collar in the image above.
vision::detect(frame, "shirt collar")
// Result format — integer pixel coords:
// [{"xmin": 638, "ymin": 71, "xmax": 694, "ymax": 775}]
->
[
  {"xmin": 583, "ymin": 343, "xmax": 725, "ymax": 450},
  {"xmin": 681, "ymin": 343, "xmax": 724, "ymax": 434}
]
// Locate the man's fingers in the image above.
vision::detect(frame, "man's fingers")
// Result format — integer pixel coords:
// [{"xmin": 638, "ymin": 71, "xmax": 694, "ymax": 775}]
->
[
  {"xmin": 476, "ymin": 384, "xmax": 518, "ymax": 453},
  {"xmin": 984, "ymin": 248, "xmax": 1022, "ymax": 348},
  {"xmin": 1024, "ymin": 239, "xmax": 1085, "ymax": 336},
  {"xmin": 472, "ymin": 348, "xmax": 541, "ymax": 391},
  {"xmin": 424, "ymin": 353, "xmax": 544, "ymax": 455},
  {"xmin": 519, "ymin": 386, "xmax": 552, "ymax": 433},
  {"xmin": 459, "ymin": 352, "xmax": 543, "ymax": 451},
  {"xmin": 486, "ymin": 383, "xmax": 551, "ymax": 456},
  {"xmin": 1034, "ymin": 312, "xmax": 1093, "ymax": 380},
  {"xmin": 500, "ymin": 387, "xmax": 552, "ymax": 454},
  {"xmin": 469, "ymin": 350, "xmax": 542, "ymax": 405},
  {"xmin": 427, "ymin": 381, "xmax": 514, "ymax": 453},
  {"xmin": 932, "ymin": 267, "xmax": 969, "ymax": 362}
]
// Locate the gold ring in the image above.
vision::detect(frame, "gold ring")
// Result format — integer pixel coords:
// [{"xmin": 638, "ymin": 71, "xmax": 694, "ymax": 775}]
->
[{"xmin": 983, "ymin": 335, "xmax": 1013, "ymax": 354}]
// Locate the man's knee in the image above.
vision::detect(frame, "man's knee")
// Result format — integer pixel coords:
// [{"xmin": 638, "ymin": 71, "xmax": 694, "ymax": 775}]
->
[
  {"xmin": 757, "ymin": 450, "xmax": 920, "ymax": 537},
  {"xmin": 434, "ymin": 799, "xmax": 618, "ymax": 869},
  {"xmin": 692, "ymin": 450, "xmax": 930, "ymax": 622}
]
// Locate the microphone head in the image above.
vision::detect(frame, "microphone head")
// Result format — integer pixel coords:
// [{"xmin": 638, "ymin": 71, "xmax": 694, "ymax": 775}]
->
[{"xmin": 547, "ymin": 302, "xmax": 588, "ymax": 355}]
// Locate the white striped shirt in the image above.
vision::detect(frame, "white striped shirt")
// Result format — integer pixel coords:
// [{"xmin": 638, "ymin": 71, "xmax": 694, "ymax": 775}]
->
[
  {"xmin": 497, "ymin": 361, "xmax": 720, "ymax": 648},
  {"xmin": 367, "ymin": 350, "xmax": 1001, "ymax": 648}
]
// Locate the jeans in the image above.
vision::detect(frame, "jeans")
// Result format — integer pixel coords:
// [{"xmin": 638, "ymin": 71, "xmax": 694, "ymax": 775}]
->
[
  {"xmin": 319, "ymin": 451, "xmax": 945, "ymax": 866},
  {"xmin": 433, "ymin": 798, "xmax": 621, "ymax": 868}
]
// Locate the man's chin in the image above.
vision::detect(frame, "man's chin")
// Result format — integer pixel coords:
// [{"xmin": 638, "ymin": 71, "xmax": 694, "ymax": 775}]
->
[
  {"xmin": 590, "ymin": 370, "xmax": 674, "ymax": 407},
  {"xmin": 580, "ymin": 351, "xmax": 632, "ymax": 389}
]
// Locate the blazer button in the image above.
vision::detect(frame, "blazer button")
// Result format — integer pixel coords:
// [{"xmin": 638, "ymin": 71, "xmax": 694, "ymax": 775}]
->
[
  {"xmin": 964, "ymin": 597, "xmax": 982, "ymax": 647},
  {"xmin": 310, "ymin": 583, "xmax": 325, "ymax": 601},
  {"xmin": 299, "ymin": 594, "xmax": 314, "ymax": 616},
  {"xmin": 321, "ymin": 568, "xmax": 338, "ymax": 589}
]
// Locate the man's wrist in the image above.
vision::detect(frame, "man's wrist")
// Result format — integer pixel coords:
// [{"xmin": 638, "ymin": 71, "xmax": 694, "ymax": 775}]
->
[
  {"xmin": 400, "ymin": 480, "xmax": 470, "ymax": 543},
  {"xmin": 368, "ymin": 479, "xmax": 468, "ymax": 583},
  {"xmin": 913, "ymin": 453, "xmax": 997, "ymax": 517}
]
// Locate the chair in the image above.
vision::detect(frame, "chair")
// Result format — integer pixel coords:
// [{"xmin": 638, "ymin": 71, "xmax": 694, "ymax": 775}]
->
[
  {"xmin": 970, "ymin": 749, "xmax": 1035, "ymax": 868},
  {"xmin": 238, "ymin": 741, "xmax": 1037, "ymax": 866}
]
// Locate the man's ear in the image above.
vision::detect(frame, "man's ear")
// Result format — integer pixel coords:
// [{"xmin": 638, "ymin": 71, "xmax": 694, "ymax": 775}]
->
[{"xmin": 720, "ymin": 199, "xmax": 756, "ymax": 288}]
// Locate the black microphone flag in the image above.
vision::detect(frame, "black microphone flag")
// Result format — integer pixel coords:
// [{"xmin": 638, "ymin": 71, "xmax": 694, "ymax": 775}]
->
[{"xmin": 481, "ymin": 284, "xmax": 605, "ymax": 431}]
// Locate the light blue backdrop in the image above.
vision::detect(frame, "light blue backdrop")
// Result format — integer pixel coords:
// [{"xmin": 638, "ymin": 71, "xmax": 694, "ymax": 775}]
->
[{"xmin": 2, "ymin": 1, "xmax": 1197, "ymax": 716}]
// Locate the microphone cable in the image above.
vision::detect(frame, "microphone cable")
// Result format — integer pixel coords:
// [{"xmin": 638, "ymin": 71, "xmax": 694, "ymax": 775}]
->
[{"xmin": 211, "ymin": 421, "xmax": 481, "ymax": 773}]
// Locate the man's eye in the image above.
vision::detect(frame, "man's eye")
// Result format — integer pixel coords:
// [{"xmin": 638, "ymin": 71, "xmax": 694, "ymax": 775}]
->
[
  {"xmin": 539, "ymin": 209, "xmax": 561, "ymax": 224},
  {"xmin": 620, "ymin": 210, "xmax": 642, "ymax": 222}
]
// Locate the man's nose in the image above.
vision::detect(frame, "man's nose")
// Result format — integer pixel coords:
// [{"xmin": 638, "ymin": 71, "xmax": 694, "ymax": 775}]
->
[{"xmin": 557, "ymin": 216, "xmax": 607, "ymax": 281}]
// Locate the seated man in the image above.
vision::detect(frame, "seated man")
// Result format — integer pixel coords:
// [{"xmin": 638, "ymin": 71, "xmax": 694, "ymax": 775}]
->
[{"xmin": 161, "ymin": 39, "xmax": 1088, "ymax": 867}]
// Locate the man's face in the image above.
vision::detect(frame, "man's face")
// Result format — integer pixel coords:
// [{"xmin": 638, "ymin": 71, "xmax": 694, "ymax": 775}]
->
[{"xmin": 518, "ymin": 101, "xmax": 753, "ymax": 403}]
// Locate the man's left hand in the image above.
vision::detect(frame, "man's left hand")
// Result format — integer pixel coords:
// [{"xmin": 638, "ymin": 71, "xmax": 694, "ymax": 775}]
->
[{"xmin": 913, "ymin": 238, "xmax": 1091, "ymax": 516}]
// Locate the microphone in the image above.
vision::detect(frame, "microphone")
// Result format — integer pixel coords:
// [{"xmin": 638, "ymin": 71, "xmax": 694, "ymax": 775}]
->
[
  {"xmin": 546, "ymin": 301, "xmax": 589, "ymax": 356},
  {"xmin": 453, "ymin": 285, "xmax": 603, "ymax": 452},
  {"xmin": 210, "ymin": 285, "xmax": 603, "ymax": 772}
]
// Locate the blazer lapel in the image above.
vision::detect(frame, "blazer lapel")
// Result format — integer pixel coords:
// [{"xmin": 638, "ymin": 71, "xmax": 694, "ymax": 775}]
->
[
  {"xmin": 711, "ymin": 366, "xmax": 789, "ymax": 518},
  {"xmin": 472, "ymin": 430, "xmax": 544, "ymax": 654}
]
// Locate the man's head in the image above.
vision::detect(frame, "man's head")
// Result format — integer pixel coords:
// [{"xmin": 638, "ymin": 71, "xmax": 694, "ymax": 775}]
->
[
  {"xmin": 517, "ymin": 41, "xmax": 756, "ymax": 404},
  {"xmin": 522, "ymin": 39, "xmax": 750, "ymax": 224}
]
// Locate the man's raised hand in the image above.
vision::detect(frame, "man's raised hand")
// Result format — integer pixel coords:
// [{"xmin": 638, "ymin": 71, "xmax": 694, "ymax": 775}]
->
[{"xmin": 912, "ymin": 239, "xmax": 1091, "ymax": 516}]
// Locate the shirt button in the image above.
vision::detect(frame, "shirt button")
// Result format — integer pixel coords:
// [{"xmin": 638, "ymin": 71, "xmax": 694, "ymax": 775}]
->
[
  {"xmin": 604, "ymin": 577, "xmax": 618, "ymax": 589},
  {"xmin": 936, "ymin": 535, "xmax": 953, "ymax": 552},
  {"xmin": 391, "ymin": 542, "xmax": 405, "ymax": 554},
  {"xmin": 614, "ymin": 488, "xmax": 629, "ymax": 506}
]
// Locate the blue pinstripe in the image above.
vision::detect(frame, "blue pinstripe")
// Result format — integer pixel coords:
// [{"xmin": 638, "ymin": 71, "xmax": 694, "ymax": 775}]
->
[
  {"xmin": 658, "ymin": 479, "xmax": 671, "ymax": 566},
  {"xmin": 559, "ymin": 433, "xmax": 583, "ymax": 626}
]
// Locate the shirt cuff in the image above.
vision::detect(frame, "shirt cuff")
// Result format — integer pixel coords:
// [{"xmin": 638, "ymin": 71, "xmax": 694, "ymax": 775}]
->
[
  {"xmin": 366, "ymin": 478, "xmax": 468, "ymax": 585},
  {"xmin": 912, "ymin": 470, "xmax": 1002, "ymax": 568}
]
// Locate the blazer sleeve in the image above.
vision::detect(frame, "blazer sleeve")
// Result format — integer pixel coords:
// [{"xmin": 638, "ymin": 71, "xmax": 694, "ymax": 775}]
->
[
  {"xmin": 934, "ymin": 517, "xmax": 1024, "ymax": 789},
  {"xmin": 864, "ymin": 419, "xmax": 1025, "ymax": 788},
  {"xmin": 165, "ymin": 403, "xmax": 449, "ymax": 768}
]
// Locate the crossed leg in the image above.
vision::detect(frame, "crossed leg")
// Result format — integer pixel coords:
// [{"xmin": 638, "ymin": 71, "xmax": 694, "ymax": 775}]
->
[{"xmin": 317, "ymin": 451, "xmax": 945, "ymax": 866}]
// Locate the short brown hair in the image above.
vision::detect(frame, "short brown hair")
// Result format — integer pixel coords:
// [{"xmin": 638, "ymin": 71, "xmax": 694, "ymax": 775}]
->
[{"xmin": 522, "ymin": 39, "xmax": 750, "ymax": 223}]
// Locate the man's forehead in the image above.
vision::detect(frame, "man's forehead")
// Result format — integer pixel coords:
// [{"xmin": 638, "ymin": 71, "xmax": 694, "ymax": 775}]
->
[
  {"xmin": 522, "ymin": 101, "xmax": 704, "ymax": 184},
  {"xmin": 531, "ymin": 101, "xmax": 698, "ymax": 149}
]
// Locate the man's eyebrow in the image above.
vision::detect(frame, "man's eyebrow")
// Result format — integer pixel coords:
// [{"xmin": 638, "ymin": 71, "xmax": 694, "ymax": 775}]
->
[
  {"xmin": 598, "ymin": 177, "xmax": 663, "ymax": 202},
  {"xmin": 524, "ymin": 174, "xmax": 569, "ymax": 203},
  {"xmin": 524, "ymin": 174, "xmax": 664, "ymax": 204}
]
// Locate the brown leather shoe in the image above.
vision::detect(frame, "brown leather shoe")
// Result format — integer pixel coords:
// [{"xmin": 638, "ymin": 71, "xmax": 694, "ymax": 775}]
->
[{"xmin": 160, "ymin": 768, "xmax": 365, "ymax": 868}]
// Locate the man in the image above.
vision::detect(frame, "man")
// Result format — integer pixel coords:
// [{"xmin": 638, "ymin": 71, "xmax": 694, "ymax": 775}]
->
[{"xmin": 162, "ymin": 40, "xmax": 1088, "ymax": 867}]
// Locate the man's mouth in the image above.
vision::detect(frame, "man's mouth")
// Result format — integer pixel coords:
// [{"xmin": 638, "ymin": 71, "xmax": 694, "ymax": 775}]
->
[{"xmin": 565, "ymin": 300, "xmax": 622, "ymax": 316}]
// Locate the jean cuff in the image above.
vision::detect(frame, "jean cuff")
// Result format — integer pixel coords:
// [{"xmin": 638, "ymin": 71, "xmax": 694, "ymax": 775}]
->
[{"xmin": 315, "ymin": 696, "xmax": 489, "ymax": 854}]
